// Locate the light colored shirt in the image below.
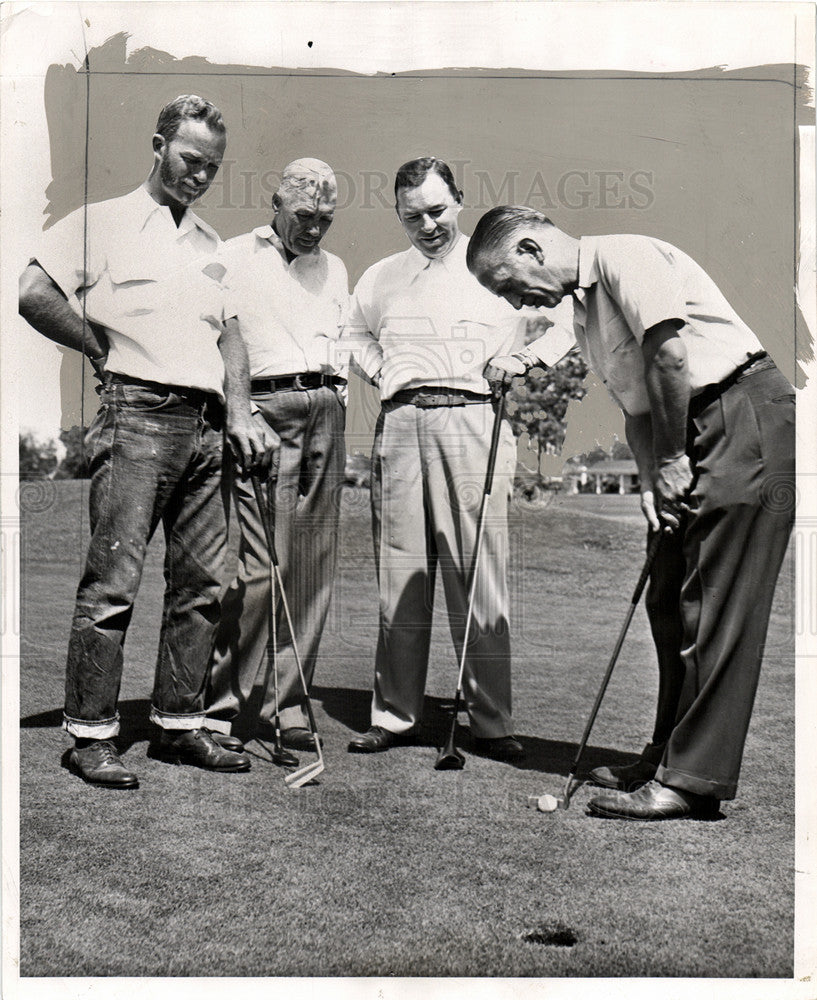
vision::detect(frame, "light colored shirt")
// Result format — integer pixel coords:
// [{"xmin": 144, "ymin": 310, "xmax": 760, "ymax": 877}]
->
[
  {"xmin": 34, "ymin": 185, "xmax": 226, "ymax": 395},
  {"xmin": 344, "ymin": 234, "xmax": 573, "ymax": 400},
  {"xmin": 572, "ymin": 234, "xmax": 765, "ymax": 416},
  {"xmin": 221, "ymin": 225, "xmax": 349, "ymax": 380}
]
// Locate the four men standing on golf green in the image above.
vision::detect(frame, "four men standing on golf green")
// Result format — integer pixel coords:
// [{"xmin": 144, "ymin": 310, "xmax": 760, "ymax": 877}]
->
[
  {"xmin": 466, "ymin": 209, "xmax": 795, "ymax": 820},
  {"xmin": 21, "ymin": 103, "xmax": 796, "ymax": 818}
]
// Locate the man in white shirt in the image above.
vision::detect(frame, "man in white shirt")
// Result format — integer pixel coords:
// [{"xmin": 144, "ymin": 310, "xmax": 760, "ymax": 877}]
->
[
  {"xmin": 344, "ymin": 158, "xmax": 572, "ymax": 761},
  {"xmin": 204, "ymin": 159, "xmax": 349, "ymax": 751},
  {"xmin": 467, "ymin": 206, "xmax": 795, "ymax": 818},
  {"xmin": 18, "ymin": 95, "xmax": 263, "ymax": 788}
]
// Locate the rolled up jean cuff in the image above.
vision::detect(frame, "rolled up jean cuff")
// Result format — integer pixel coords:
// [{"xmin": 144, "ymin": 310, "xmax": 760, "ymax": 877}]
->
[
  {"xmin": 62, "ymin": 713, "xmax": 119, "ymax": 740},
  {"xmin": 149, "ymin": 708, "xmax": 207, "ymax": 731}
]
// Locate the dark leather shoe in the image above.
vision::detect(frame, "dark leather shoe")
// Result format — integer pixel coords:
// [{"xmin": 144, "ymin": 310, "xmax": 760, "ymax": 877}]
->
[
  {"xmin": 279, "ymin": 727, "xmax": 323, "ymax": 751},
  {"xmin": 68, "ymin": 740, "xmax": 139, "ymax": 789},
  {"xmin": 472, "ymin": 735, "xmax": 526, "ymax": 762},
  {"xmin": 156, "ymin": 728, "xmax": 251, "ymax": 772},
  {"xmin": 589, "ymin": 741, "xmax": 665, "ymax": 791},
  {"xmin": 587, "ymin": 780, "xmax": 716, "ymax": 820},
  {"xmin": 347, "ymin": 725, "xmax": 403, "ymax": 753},
  {"xmin": 202, "ymin": 727, "xmax": 245, "ymax": 753}
]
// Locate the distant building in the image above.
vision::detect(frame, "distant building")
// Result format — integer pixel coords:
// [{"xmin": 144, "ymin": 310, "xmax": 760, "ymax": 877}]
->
[{"xmin": 563, "ymin": 458, "xmax": 639, "ymax": 495}]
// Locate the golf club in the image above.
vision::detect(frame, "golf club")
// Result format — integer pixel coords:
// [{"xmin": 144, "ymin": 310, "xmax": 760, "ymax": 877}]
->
[
  {"xmin": 434, "ymin": 384, "xmax": 509, "ymax": 771},
  {"xmin": 530, "ymin": 529, "xmax": 663, "ymax": 812},
  {"xmin": 253, "ymin": 468, "xmax": 299, "ymax": 770},
  {"xmin": 251, "ymin": 474, "xmax": 325, "ymax": 787}
]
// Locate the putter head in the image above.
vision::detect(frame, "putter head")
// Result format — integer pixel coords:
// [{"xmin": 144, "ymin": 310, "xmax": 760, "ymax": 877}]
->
[
  {"xmin": 434, "ymin": 747, "xmax": 466, "ymax": 771},
  {"xmin": 284, "ymin": 759, "xmax": 324, "ymax": 788}
]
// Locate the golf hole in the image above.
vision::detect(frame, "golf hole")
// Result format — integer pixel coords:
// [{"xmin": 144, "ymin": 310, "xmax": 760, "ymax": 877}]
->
[{"xmin": 520, "ymin": 924, "xmax": 578, "ymax": 948}]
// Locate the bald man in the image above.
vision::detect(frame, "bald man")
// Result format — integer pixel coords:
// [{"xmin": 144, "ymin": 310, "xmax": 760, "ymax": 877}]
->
[{"xmin": 204, "ymin": 159, "xmax": 349, "ymax": 750}]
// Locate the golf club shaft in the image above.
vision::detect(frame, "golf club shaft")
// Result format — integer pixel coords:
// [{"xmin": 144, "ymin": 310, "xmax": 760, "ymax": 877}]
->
[
  {"xmin": 444, "ymin": 387, "xmax": 508, "ymax": 740},
  {"xmin": 562, "ymin": 530, "xmax": 663, "ymax": 800}
]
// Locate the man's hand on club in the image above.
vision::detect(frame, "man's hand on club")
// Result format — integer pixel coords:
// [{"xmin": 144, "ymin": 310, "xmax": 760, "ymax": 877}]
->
[
  {"xmin": 227, "ymin": 410, "xmax": 281, "ymax": 475},
  {"xmin": 484, "ymin": 354, "xmax": 526, "ymax": 391},
  {"xmin": 654, "ymin": 454, "xmax": 693, "ymax": 531}
]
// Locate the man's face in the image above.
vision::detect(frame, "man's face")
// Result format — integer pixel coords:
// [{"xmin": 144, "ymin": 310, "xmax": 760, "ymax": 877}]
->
[
  {"xmin": 396, "ymin": 172, "xmax": 462, "ymax": 260},
  {"xmin": 475, "ymin": 243, "xmax": 569, "ymax": 310},
  {"xmin": 155, "ymin": 119, "xmax": 226, "ymax": 209},
  {"xmin": 273, "ymin": 182, "xmax": 336, "ymax": 257}
]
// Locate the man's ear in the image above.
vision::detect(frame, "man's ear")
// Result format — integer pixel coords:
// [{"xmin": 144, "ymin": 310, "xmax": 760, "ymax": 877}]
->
[
  {"xmin": 517, "ymin": 237, "xmax": 545, "ymax": 265},
  {"xmin": 272, "ymin": 192, "xmax": 281, "ymax": 212},
  {"xmin": 152, "ymin": 133, "xmax": 165, "ymax": 156}
]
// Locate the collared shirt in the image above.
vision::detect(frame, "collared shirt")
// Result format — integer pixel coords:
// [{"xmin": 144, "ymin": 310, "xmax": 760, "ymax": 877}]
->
[
  {"xmin": 34, "ymin": 185, "xmax": 226, "ymax": 395},
  {"xmin": 344, "ymin": 234, "xmax": 574, "ymax": 400},
  {"xmin": 572, "ymin": 235, "xmax": 765, "ymax": 416},
  {"xmin": 220, "ymin": 225, "xmax": 349, "ymax": 379}
]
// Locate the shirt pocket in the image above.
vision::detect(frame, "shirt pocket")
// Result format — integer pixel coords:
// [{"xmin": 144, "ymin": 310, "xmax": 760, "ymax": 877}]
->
[{"xmin": 104, "ymin": 245, "xmax": 167, "ymax": 318}]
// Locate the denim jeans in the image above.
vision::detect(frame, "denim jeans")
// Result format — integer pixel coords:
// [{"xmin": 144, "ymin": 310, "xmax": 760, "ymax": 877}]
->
[{"xmin": 63, "ymin": 379, "xmax": 228, "ymax": 739}]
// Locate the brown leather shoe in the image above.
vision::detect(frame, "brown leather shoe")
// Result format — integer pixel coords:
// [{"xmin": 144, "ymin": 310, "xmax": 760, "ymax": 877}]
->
[
  {"xmin": 472, "ymin": 735, "xmax": 526, "ymax": 762},
  {"xmin": 587, "ymin": 780, "xmax": 717, "ymax": 820},
  {"xmin": 589, "ymin": 741, "xmax": 665, "ymax": 791},
  {"xmin": 68, "ymin": 740, "xmax": 139, "ymax": 789},
  {"xmin": 155, "ymin": 728, "xmax": 251, "ymax": 772},
  {"xmin": 202, "ymin": 727, "xmax": 245, "ymax": 753},
  {"xmin": 347, "ymin": 725, "xmax": 404, "ymax": 753}
]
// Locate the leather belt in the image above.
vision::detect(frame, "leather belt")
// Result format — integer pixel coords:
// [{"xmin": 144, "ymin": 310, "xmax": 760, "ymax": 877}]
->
[
  {"xmin": 387, "ymin": 386, "xmax": 492, "ymax": 409},
  {"xmin": 251, "ymin": 373, "xmax": 347, "ymax": 393},
  {"xmin": 689, "ymin": 352, "xmax": 772, "ymax": 419},
  {"xmin": 102, "ymin": 372, "xmax": 221, "ymax": 407}
]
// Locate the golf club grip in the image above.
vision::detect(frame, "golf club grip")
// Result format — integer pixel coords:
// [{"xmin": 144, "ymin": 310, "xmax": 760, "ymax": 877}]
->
[
  {"xmin": 250, "ymin": 474, "xmax": 279, "ymax": 563},
  {"xmin": 482, "ymin": 387, "xmax": 507, "ymax": 493},
  {"xmin": 568, "ymin": 532, "xmax": 663, "ymax": 775}
]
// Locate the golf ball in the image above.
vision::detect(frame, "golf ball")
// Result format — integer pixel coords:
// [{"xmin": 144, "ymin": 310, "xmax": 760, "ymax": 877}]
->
[{"xmin": 537, "ymin": 794, "xmax": 560, "ymax": 813}]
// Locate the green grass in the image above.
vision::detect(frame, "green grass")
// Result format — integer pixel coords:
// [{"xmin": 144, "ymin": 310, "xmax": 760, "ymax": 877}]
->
[{"xmin": 19, "ymin": 482, "xmax": 795, "ymax": 977}]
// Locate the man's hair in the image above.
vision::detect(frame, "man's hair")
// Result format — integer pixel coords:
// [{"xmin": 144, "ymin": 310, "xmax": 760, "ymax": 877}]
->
[
  {"xmin": 466, "ymin": 206, "xmax": 553, "ymax": 272},
  {"xmin": 155, "ymin": 95, "xmax": 226, "ymax": 142},
  {"xmin": 394, "ymin": 157, "xmax": 462, "ymax": 204}
]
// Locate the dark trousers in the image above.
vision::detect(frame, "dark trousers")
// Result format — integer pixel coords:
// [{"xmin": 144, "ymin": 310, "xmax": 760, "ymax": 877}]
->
[
  {"xmin": 648, "ymin": 360, "xmax": 795, "ymax": 800},
  {"xmin": 63, "ymin": 380, "xmax": 227, "ymax": 738}
]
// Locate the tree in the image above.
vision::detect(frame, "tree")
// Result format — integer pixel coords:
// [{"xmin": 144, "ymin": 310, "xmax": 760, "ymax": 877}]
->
[
  {"xmin": 508, "ymin": 347, "xmax": 588, "ymax": 482},
  {"xmin": 55, "ymin": 425, "xmax": 91, "ymax": 479},
  {"xmin": 18, "ymin": 433, "xmax": 57, "ymax": 479}
]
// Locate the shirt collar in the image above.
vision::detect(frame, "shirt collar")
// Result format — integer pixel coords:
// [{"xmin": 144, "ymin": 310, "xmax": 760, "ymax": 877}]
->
[
  {"xmin": 132, "ymin": 184, "xmax": 218, "ymax": 243},
  {"xmin": 253, "ymin": 224, "xmax": 324, "ymax": 267},
  {"xmin": 406, "ymin": 231, "xmax": 468, "ymax": 275},
  {"xmin": 577, "ymin": 236, "xmax": 599, "ymax": 290}
]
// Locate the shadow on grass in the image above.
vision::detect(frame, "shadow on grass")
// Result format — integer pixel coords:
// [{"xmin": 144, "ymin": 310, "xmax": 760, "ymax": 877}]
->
[{"xmin": 21, "ymin": 685, "xmax": 639, "ymax": 778}]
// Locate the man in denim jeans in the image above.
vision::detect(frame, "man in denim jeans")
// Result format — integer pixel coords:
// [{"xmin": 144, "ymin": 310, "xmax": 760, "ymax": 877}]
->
[{"xmin": 18, "ymin": 95, "xmax": 271, "ymax": 788}]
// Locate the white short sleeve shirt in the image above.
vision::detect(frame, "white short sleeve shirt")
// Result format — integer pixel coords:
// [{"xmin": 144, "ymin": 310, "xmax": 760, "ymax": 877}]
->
[
  {"xmin": 34, "ymin": 185, "xmax": 227, "ymax": 395},
  {"xmin": 220, "ymin": 226, "xmax": 350, "ymax": 380},
  {"xmin": 573, "ymin": 235, "xmax": 765, "ymax": 415}
]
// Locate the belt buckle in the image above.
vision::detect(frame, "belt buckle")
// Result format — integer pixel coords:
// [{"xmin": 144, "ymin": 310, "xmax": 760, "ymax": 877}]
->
[{"xmin": 293, "ymin": 374, "xmax": 308, "ymax": 390}]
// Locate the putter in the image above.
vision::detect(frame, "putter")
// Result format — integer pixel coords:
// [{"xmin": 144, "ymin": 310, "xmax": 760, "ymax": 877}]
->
[
  {"xmin": 254, "ymin": 469, "xmax": 299, "ymax": 770},
  {"xmin": 530, "ymin": 530, "xmax": 663, "ymax": 812},
  {"xmin": 251, "ymin": 475, "xmax": 325, "ymax": 787},
  {"xmin": 434, "ymin": 384, "xmax": 509, "ymax": 771}
]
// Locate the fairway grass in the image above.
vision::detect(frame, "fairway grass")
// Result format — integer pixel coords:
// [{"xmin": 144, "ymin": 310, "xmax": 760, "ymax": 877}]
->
[{"xmin": 18, "ymin": 482, "xmax": 795, "ymax": 977}]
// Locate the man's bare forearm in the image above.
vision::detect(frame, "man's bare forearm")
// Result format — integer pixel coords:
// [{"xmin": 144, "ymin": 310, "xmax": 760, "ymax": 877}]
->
[
  {"xmin": 218, "ymin": 316, "xmax": 252, "ymax": 418},
  {"xmin": 642, "ymin": 320, "xmax": 690, "ymax": 463},
  {"xmin": 18, "ymin": 263, "xmax": 107, "ymax": 362},
  {"xmin": 624, "ymin": 411, "xmax": 655, "ymax": 485}
]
